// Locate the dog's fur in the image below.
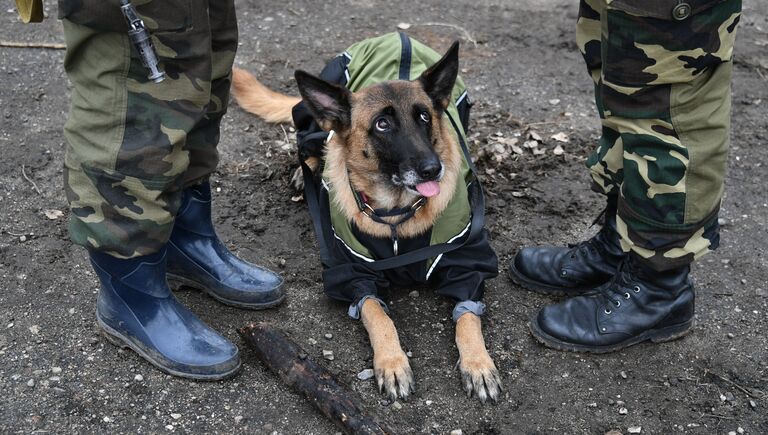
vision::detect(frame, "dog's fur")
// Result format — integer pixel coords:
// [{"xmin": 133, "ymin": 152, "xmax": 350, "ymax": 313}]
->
[{"xmin": 231, "ymin": 42, "xmax": 501, "ymax": 402}]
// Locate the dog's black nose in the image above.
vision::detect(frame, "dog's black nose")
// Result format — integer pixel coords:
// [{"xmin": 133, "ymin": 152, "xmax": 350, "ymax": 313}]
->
[{"xmin": 418, "ymin": 158, "xmax": 442, "ymax": 180}]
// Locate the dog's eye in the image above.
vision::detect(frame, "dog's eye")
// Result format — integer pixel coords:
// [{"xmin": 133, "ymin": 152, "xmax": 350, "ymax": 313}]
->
[
  {"xmin": 374, "ymin": 117, "xmax": 391, "ymax": 132},
  {"xmin": 419, "ymin": 111, "xmax": 431, "ymax": 123}
]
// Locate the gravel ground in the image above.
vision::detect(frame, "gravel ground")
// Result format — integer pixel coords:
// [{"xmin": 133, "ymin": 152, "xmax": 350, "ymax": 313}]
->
[{"xmin": 1, "ymin": 0, "xmax": 766, "ymax": 433}]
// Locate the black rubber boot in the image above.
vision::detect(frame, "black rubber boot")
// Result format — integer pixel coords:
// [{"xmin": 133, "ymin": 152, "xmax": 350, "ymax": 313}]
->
[
  {"xmin": 529, "ymin": 255, "xmax": 695, "ymax": 353},
  {"xmin": 508, "ymin": 196, "xmax": 625, "ymax": 296},
  {"xmin": 167, "ymin": 182, "xmax": 285, "ymax": 310},
  {"xmin": 91, "ymin": 248, "xmax": 241, "ymax": 380}
]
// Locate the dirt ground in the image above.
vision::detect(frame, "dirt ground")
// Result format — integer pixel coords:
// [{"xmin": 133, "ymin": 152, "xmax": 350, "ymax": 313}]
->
[{"xmin": 1, "ymin": 0, "xmax": 767, "ymax": 434}]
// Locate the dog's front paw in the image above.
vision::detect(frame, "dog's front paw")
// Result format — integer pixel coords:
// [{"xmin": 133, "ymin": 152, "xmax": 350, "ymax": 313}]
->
[
  {"xmin": 459, "ymin": 353, "xmax": 502, "ymax": 403},
  {"xmin": 374, "ymin": 350, "xmax": 415, "ymax": 400}
]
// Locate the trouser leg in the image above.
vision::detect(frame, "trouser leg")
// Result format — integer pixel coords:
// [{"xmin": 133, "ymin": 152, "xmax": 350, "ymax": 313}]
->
[
  {"xmin": 62, "ymin": 1, "xmax": 214, "ymax": 258},
  {"xmin": 590, "ymin": 0, "xmax": 741, "ymax": 270},
  {"xmin": 183, "ymin": 0, "xmax": 238, "ymax": 187}
]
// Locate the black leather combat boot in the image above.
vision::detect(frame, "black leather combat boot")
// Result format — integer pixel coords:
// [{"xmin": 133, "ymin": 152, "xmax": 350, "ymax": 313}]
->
[
  {"xmin": 166, "ymin": 182, "xmax": 285, "ymax": 309},
  {"xmin": 529, "ymin": 255, "xmax": 695, "ymax": 353},
  {"xmin": 508, "ymin": 196, "xmax": 625, "ymax": 296}
]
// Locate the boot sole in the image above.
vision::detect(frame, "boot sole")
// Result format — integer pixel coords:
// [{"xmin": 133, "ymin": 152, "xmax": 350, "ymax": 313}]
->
[
  {"xmin": 167, "ymin": 273, "xmax": 286, "ymax": 311},
  {"xmin": 507, "ymin": 261, "xmax": 593, "ymax": 296},
  {"xmin": 528, "ymin": 316, "xmax": 694, "ymax": 354},
  {"xmin": 96, "ymin": 312, "xmax": 241, "ymax": 381}
]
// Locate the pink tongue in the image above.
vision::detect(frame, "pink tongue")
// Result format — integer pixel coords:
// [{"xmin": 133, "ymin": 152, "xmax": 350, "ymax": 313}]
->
[{"xmin": 415, "ymin": 181, "xmax": 441, "ymax": 198}]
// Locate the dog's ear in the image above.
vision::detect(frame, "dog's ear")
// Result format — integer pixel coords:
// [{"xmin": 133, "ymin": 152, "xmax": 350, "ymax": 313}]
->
[
  {"xmin": 295, "ymin": 70, "xmax": 352, "ymax": 131},
  {"xmin": 419, "ymin": 41, "xmax": 460, "ymax": 111}
]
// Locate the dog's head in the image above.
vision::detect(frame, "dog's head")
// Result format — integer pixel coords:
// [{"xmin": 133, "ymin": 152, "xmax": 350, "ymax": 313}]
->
[{"xmin": 295, "ymin": 41, "xmax": 460, "ymax": 199}]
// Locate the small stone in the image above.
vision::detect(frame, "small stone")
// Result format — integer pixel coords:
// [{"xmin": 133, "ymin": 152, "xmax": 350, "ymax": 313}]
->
[
  {"xmin": 619, "ymin": 407, "xmax": 628, "ymax": 415},
  {"xmin": 134, "ymin": 374, "xmax": 144, "ymax": 382},
  {"xmin": 29, "ymin": 325, "xmax": 40, "ymax": 334},
  {"xmin": 103, "ymin": 416, "xmax": 111, "ymax": 423},
  {"xmin": 718, "ymin": 217, "xmax": 728, "ymax": 226},
  {"xmin": 720, "ymin": 394, "xmax": 727, "ymax": 402},
  {"xmin": 357, "ymin": 369, "xmax": 375, "ymax": 381},
  {"xmin": 727, "ymin": 432, "xmax": 736, "ymax": 435},
  {"xmin": 27, "ymin": 379, "xmax": 35, "ymax": 387},
  {"xmin": 628, "ymin": 427, "xmax": 642, "ymax": 434},
  {"xmin": 391, "ymin": 401, "xmax": 402, "ymax": 410},
  {"xmin": 308, "ymin": 338, "xmax": 317, "ymax": 345},
  {"xmin": 727, "ymin": 333, "xmax": 735, "ymax": 339},
  {"xmin": 324, "ymin": 333, "xmax": 333, "ymax": 340},
  {"xmin": 397, "ymin": 22, "xmax": 412, "ymax": 30},
  {"xmin": 450, "ymin": 430, "xmax": 463, "ymax": 435},
  {"xmin": 170, "ymin": 413, "xmax": 181, "ymax": 420},
  {"xmin": 51, "ymin": 367, "xmax": 62, "ymax": 374},
  {"xmin": 616, "ymin": 400, "xmax": 625, "ymax": 406},
  {"xmin": 165, "ymin": 424, "xmax": 174, "ymax": 430},
  {"xmin": 749, "ymin": 400, "xmax": 757, "ymax": 409},
  {"xmin": 737, "ymin": 427, "xmax": 745, "ymax": 434},
  {"xmin": 620, "ymin": 371, "xmax": 627, "ymax": 379},
  {"xmin": 725, "ymin": 392, "xmax": 735, "ymax": 402},
  {"xmin": 548, "ymin": 98, "xmax": 560, "ymax": 105},
  {"xmin": 587, "ymin": 402, "xmax": 598, "ymax": 408},
  {"xmin": 406, "ymin": 351, "xmax": 413, "ymax": 358},
  {"xmin": 49, "ymin": 376, "xmax": 61, "ymax": 382},
  {"xmin": 608, "ymin": 399, "xmax": 615, "ymax": 405},
  {"xmin": 323, "ymin": 350, "xmax": 334, "ymax": 361},
  {"xmin": 756, "ymin": 288, "xmax": 767, "ymax": 297},
  {"xmin": 425, "ymin": 400, "xmax": 433, "ymax": 406},
  {"xmin": 19, "ymin": 235, "xmax": 27, "ymax": 242},
  {"xmin": 234, "ymin": 416, "xmax": 244, "ymax": 424},
  {"xmin": 740, "ymin": 279, "xmax": 747, "ymax": 285},
  {"xmin": 604, "ymin": 431, "xmax": 622, "ymax": 435},
  {"xmin": 408, "ymin": 290, "xmax": 419, "ymax": 298}
]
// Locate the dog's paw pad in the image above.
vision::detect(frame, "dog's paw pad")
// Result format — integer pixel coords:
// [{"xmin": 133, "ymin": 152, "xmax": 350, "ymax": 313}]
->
[
  {"xmin": 374, "ymin": 351, "xmax": 415, "ymax": 400},
  {"xmin": 459, "ymin": 356, "xmax": 502, "ymax": 403}
]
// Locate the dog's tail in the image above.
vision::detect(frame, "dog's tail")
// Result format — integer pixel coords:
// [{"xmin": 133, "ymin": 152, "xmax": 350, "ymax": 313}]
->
[{"xmin": 231, "ymin": 67, "xmax": 301, "ymax": 124}]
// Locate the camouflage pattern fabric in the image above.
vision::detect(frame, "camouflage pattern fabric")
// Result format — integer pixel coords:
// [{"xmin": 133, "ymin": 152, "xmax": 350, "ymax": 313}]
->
[
  {"xmin": 60, "ymin": 0, "xmax": 237, "ymax": 258},
  {"xmin": 577, "ymin": 0, "xmax": 741, "ymax": 270}
]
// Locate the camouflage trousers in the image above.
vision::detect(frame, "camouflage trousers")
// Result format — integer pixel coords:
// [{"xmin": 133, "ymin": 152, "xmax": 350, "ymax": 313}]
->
[
  {"xmin": 60, "ymin": 0, "xmax": 237, "ymax": 258},
  {"xmin": 577, "ymin": 0, "xmax": 741, "ymax": 270}
]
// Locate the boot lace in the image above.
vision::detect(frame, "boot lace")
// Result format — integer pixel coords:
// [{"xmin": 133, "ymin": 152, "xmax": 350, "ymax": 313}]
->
[{"xmin": 598, "ymin": 261, "xmax": 641, "ymax": 315}]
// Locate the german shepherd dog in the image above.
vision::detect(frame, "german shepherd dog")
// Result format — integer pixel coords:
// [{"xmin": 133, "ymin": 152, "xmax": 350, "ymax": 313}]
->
[{"xmin": 231, "ymin": 40, "xmax": 501, "ymax": 402}]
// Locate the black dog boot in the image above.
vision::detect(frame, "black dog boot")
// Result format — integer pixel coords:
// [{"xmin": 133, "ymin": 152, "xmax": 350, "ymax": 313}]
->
[
  {"xmin": 167, "ymin": 182, "xmax": 285, "ymax": 309},
  {"xmin": 91, "ymin": 248, "xmax": 241, "ymax": 380},
  {"xmin": 529, "ymin": 255, "xmax": 695, "ymax": 353},
  {"xmin": 508, "ymin": 196, "xmax": 625, "ymax": 295}
]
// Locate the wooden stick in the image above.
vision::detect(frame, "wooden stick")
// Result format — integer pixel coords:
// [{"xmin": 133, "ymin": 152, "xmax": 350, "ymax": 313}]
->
[
  {"xmin": 238, "ymin": 323, "xmax": 395, "ymax": 435},
  {"xmin": 0, "ymin": 41, "xmax": 66, "ymax": 50},
  {"xmin": 21, "ymin": 165, "xmax": 41, "ymax": 195}
]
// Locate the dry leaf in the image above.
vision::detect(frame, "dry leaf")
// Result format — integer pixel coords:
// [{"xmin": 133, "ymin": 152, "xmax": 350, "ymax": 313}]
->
[
  {"xmin": 548, "ymin": 98, "xmax": 560, "ymax": 105},
  {"xmin": 553, "ymin": 144, "xmax": 565, "ymax": 156},
  {"xmin": 551, "ymin": 132, "xmax": 569, "ymax": 142},
  {"xmin": 290, "ymin": 195, "xmax": 304, "ymax": 202},
  {"xmin": 495, "ymin": 137, "xmax": 519, "ymax": 147},
  {"xmin": 523, "ymin": 140, "xmax": 539, "ymax": 149},
  {"xmin": 44, "ymin": 209, "xmax": 64, "ymax": 220},
  {"xmin": 533, "ymin": 148, "xmax": 546, "ymax": 155},
  {"xmin": 528, "ymin": 131, "xmax": 542, "ymax": 141},
  {"xmin": 397, "ymin": 23, "xmax": 412, "ymax": 30},
  {"xmin": 511, "ymin": 145, "xmax": 524, "ymax": 155}
]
